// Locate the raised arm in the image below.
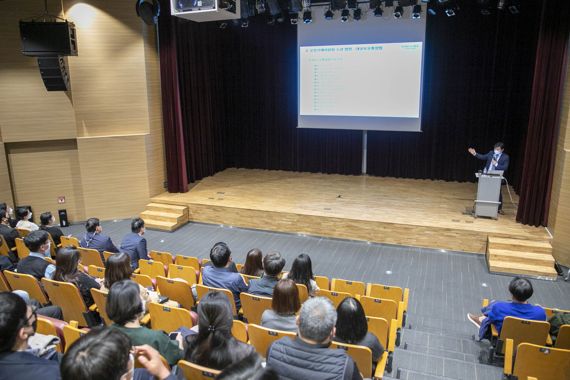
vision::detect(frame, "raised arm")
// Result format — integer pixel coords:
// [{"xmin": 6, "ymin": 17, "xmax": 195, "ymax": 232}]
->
[{"xmin": 468, "ymin": 148, "xmax": 489, "ymax": 161}]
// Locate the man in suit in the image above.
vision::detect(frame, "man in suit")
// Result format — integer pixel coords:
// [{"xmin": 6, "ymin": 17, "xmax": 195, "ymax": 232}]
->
[
  {"xmin": 0, "ymin": 209, "xmax": 19, "ymax": 263},
  {"xmin": 80, "ymin": 218, "xmax": 120, "ymax": 255},
  {"xmin": 468, "ymin": 142, "xmax": 510, "ymax": 214},
  {"xmin": 120, "ymin": 218, "xmax": 148, "ymax": 269}
]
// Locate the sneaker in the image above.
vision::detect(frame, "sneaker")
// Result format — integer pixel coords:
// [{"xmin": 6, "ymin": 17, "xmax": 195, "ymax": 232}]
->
[{"xmin": 467, "ymin": 313, "xmax": 482, "ymax": 328}]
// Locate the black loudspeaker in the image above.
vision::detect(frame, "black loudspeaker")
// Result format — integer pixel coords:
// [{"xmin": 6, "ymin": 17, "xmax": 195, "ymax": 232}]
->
[
  {"xmin": 37, "ymin": 56, "xmax": 70, "ymax": 91},
  {"xmin": 19, "ymin": 21, "xmax": 78, "ymax": 57},
  {"xmin": 58, "ymin": 209, "xmax": 69, "ymax": 227}
]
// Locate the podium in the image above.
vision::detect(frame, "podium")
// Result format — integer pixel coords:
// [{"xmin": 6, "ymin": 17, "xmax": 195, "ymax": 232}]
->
[{"xmin": 474, "ymin": 171, "xmax": 503, "ymax": 219}]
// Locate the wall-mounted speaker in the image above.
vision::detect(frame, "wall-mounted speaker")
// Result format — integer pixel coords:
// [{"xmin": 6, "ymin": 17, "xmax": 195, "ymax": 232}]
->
[{"xmin": 37, "ymin": 56, "xmax": 70, "ymax": 91}]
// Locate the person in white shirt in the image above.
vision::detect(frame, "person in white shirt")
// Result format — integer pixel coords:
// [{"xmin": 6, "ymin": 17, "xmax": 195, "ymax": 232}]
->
[{"xmin": 15, "ymin": 207, "xmax": 39, "ymax": 231}]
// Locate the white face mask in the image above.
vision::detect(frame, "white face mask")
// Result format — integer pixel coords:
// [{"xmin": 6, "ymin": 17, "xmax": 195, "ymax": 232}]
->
[
  {"xmin": 27, "ymin": 212, "xmax": 33, "ymax": 220},
  {"xmin": 494, "ymin": 149, "xmax": 501, "ymax": 155},
  {"xmin": 44, "ymin": 241, "xmax": 51, "ymax": 257}
]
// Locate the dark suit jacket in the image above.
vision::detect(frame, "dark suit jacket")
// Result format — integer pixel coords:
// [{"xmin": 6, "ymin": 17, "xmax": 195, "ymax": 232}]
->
[
  {"xmin": 40, "ymin": 225, "xmax": 64, "ymax": 246},
  {"xmin": 80, "ymin": 232, "xmax": 120, "ymax": 254},
  {"xmin": 0, "ymin": 351, "xmax": 61, "ymax": 380},
  {"xmin": 120, "ymin": 232, "xmax": 148, "ymax": 269},
  {"xmin": 0, "ymin": 223, "xmax": 19, "ymax": 249},
  {"xmin": 475, "ymin": 150, "xmax": 509, "ymax": 172}
]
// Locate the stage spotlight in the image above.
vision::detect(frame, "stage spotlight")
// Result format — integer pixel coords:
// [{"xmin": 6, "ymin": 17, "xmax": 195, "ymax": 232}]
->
[
  {"xmin": 444, "ymin": 6, "xmax": 455, "ymax": 16},
  {"xmin": 508, "ymin": 1, "xmax": 520, "ymax": 14},
  {"xmin": 340, "ymin": 8, "xmax": 349, "ymax": 21},
  {"xmin": 241, "ymin": 18, "xmax": 249, "ymax": 27},
  {"xmin": 373, "ymin": 5, "xmax": 384, "ymax": 16},
  {"xmin": 219, "ymin": 21, "xmax": 228, "ymax": 28},
  {"xmin": 325, "ymin": 8, "xmax": 334, "ymax": 19},
  {"xmin": 290, "ymin": 12, "xmax": 299, "ymax": 24},
  {"xmin": 136, "ymin": 0, "xmax": 160, "ymax": 25},
  {"xmin": 412, "ymin": 4, "xmax": 421, "ymax": 18},
  {"xmin": 393, "ymin": 5, "xmax": 403, "ymax": 18},
  {"xmin": 427, "ymin": 7, "xmax": 436, "ymax": 15},
  {"xmin": 353, "ymin": 7, "xmax": 361, "ymax": 20},
  {"xmin": 303, "ymin": 9, "xmax": 312, "ymax": 23},
  {"xmin": 497, "ymin": 0, "xmax": 505, "ymax": 10}
]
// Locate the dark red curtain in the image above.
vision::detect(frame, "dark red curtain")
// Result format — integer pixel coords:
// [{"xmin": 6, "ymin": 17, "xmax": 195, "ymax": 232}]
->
[
  {"xmin": 516, "ymin": 0, "xmax": 570, "ymax": 226},
  {"xmin": 158, "ymin": 0, "xmax": 188, "ymax": 193}
]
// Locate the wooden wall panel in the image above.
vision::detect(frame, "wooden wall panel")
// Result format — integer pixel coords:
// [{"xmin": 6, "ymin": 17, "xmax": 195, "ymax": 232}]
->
[
  {"xmin": 0, "ymin": 142, "xmax": 14, "ymax": 207},
  {"xmin": 7, "ymin": 140, "xmax": 85, "ymax": 222}
]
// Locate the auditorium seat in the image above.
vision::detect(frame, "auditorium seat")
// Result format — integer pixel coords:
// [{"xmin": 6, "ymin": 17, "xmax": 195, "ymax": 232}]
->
[
  {"xmin": 240, "ymin": 273, "xmax": 260, "ymax": 285},
  {"xmin": 177, "ymin": 360, "xmax": 220, "ymax": 380},
  {"xmin": 37, "ymin": 316, "xmax": 66, "ymax": 352},
  {"xmin": 331, "ymin": 278, "xmax": 366, "ymax": 297},
  {"xmin": 4, "ymin": 270, "xmax": 49, "ymax": 305},
  {"xmin": 366, "ymin": 316, "xmax": 397, "ymax": 373},
  {"xmin": 554, "ymin": 325, "xmax": 570, "ymax": 349},
  {"xmin": 314, "ymin": 275, "xmax": 330, "ymax": 290},
  {"xmin": 87, "ymin": 265, "xmax": 105, "ymax": 279},
  {"xmin": 0, "ymin": 271, "xmax": 11, "ymax": 292},
  {"xmin": 296, "ymin": 283, "xmax": 309, "ymax": 303},
  {"xmin": 132, "ymin": 273, "xmax": 155, "ymax": 290},
  {"xmin": 247, "ymin": 324, "xmax": 296, "ymax": 358},
  {"xmin": 544, "ymin": 306, "xmax": 570, "ymax": 320},
  {"xmin": 78, "ymin": 247, "xmax": 105, "ymax": 267},
  {"xmin": 0, "ymin": 235, "xmax": 15, "ymax": 257},
  {"xmin": 366, "ymin": 283, "xmax": 409, "ymax": 326},
  {"xmin": 15, "ymin": 238, "xmax": 30, "ymax": 259},
  {"xmin": 103, "ymin": 251, "xmax": 115, "ymax": 262},
  {"xmin": 46, "ymin": 233, "xmax": 58, "ymax": 257},
  {"xmin": 236, "ymin": 263, "xmax": 243, "ymax": 272},
  {"xmin": 504, "ymin": 341, "xmax": 570, "ymax": 380},
  {"xmin": 63, "ymin": 320, "xmax": 88, "ymax": 352},
  {"xmin": 360, "ymin": 296, "xmax": 402, "ymax": 346},
  {"xmin": 16, "ymin": 228, "xmax": 30, "ymax": 238},
  {"xmin": 60, "ymin": 236, "xmax": 80, "ymax": 248},
  {"xmin": 232, "ymin": 319, "xmax": 248, "ymax": 343},
  {"xmin": 316, "ymin": 288, "xmax": 351, "ymax": 308},
  {"xmin": 139, "ymin": 259, "xmax": 166, "ymax": 279},
  {"xmin": 148, "ymin": 302, "xmax": 194, "ymax": 333},
  {"xmin": 156, "ymin": 276, "xmax": 195, "ymax": 310},
  {"xmin": 168, "ymin": 264, "xmax": 197, "ymax": 285},
  {"xmin": 149, "ymin": 250, "xmax": 175, "ymax": 266},
  {"xmin": 195, "ymin": 284, "xmax": 238, "ymax": 316},
  {"xmin": 331, "ymin": 341, "xmax": 388, "ymax": 380},
  {"xmin": 90, "ymin": 288, "xmax": 112, "ymax": 326},
  {"xmin": 174, "ymin": 256, "xmax": 201, "ymax": 277},
  {"xmin": 201, "ymin": 258, "xmax": 210, "ymax": 266},
  {"xmin": 240, "ymin": 293, "xmax": 272, "ymax": 325},
  {"xmin": 41, "ymin": 278, "xmax": 91, "ymax": 326}
]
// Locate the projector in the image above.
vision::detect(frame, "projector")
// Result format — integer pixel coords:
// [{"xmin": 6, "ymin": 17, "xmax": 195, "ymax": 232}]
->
[{"xmin": 171, "ymin": 0, "xmax": 241, "ymax": 22}]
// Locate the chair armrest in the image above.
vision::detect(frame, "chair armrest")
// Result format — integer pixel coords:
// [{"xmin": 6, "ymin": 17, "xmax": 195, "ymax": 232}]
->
[
  {"xmin": 89, "ymin": 304, "xmax": 98, "ymax": 312},
  {"xmin": 403, "ymin": 288, "xmax": 409, "ymax": 311},
  {"xmin": 482, "ymin": 298, "xmax": 489, "ymax": 308},
  {"xmin": 491, "ymin": 324, "xmax": 498, "ymax": 338},
  {"xmin": 397, "ymin": 301, "xmax": 405, "ymax": 328},
  {"xmin": 503, "ymin": 338, "xmax": 514, "ymax": 376},
  {"xmin": 10, "ymin": 247, "xmax": 17, "ymax": 252},
  {"xmin": 140, "ymin": 313, "xmax": 151, "ymax": 325},
  {"xmin": 134, "ymin": 268, "xmax": 140, "ymax": 274},
  {"xmin": 546, "ymin": 334, "xmax": 553, "ymax": 346},
  {"xmin": 388, "ymin": 319, "xmax": 398, "ymax": 352},
  {"xmin": 373, "ymin": 351, "xmax": 388, "ymax": 380}
]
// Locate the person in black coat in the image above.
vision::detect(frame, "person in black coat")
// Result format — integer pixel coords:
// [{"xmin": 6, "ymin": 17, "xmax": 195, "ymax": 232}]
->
[
  {"xmin": 39, "ymin": 212, "xmax": 64, "ymax": 247},
  {"xmin": 53, "ymin": 248, "xmax": 101, "ymax": 307}
]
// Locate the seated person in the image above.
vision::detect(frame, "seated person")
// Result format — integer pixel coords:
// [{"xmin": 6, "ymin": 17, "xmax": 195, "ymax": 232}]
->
[
  {"xmin": 334, "ymin": 297, "xmax": 384, "ymax": 364},
  {"xmin": 15, "ymin": 207, "xmax": 39, "ymax": 232},
  {"xmin": 468, "ymin": 277, "xmax": 547, "ymax": 340},
  {"xmin": 185, "ymin": 291, "xmax": 254, "ymax": 370},
  {"xmin": 17, "ymin": 230, "xmax": 56, "ymax": 280},
  {"xmin": 12, "ymin": 290, "xmax": 63, "ymax": 321},
  {"xmin": 61, "ymin": 326, "xmax": 176, "ymax": 380},
  {"xmin": 53, "ymin": 248, "xmax": 101, "ymax": 307},
  {"xmin": 79, "ymin": 218, "xmax": 119, "ymax": 255},
  {"xmin": 240, "ymin": 248, "xmax": 264, "ymax": 277},
  {"xmin": 0, "ymin": 203, "xmax": 17, "ymax": 228},
  {"xmin": 202, "ymin": 242, "xmax": 248, "ymax": 310},
  {"xmin": 0, "ymin": 292, "xmax": 60, "ymax": 380},
  {"xmin": 267, "ymin": 297, "xmax": 362, "ymax": 380},
  {"xmin": 39, "ymin": 212, "xmax": 64, "ymax": 247},
  {"xmin": 107, "ymin": 280, "xmax": 183, "ymax": 367},
  {"xmin": 120, "ymin": 218, "xmax": 148, "ymax": 269},
  {"xmin": 248, "ymin": 251, "xmax": 286, "ymax": 297},
  {"xmin": 0, "ymin": 208, "xmax": 19, "ymax": 262},
  {"xmin": 283, "ymin": 253, "xmax": 320, "ymax": 296},
  {"xmin": 261, "ymin": 279, "xmax": 300, "ymax": 332}
]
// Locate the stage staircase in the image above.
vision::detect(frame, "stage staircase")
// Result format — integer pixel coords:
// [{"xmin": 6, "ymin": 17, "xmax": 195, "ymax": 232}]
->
[
  {"xmin": 140, "ymin": 202, "xmax": 189, "ymax": 232},
  {"xmin": 486, "ymin": 236, "xmax": 557, "ymax": 280}
]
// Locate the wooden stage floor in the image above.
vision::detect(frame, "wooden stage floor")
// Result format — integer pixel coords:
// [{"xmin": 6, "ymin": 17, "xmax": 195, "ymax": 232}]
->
[{"xmin": 152, "ymin": 169, "xmax": 551, "ymax": 254}]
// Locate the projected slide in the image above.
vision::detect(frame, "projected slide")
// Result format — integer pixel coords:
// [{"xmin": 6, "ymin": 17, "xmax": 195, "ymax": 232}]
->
[{"xmin": 300, "ymin": 42, "xmax": 423, "ymax": 119}]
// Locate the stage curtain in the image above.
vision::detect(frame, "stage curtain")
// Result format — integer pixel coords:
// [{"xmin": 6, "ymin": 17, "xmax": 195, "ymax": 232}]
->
[
  {"xmin": 516, "ymin": 0, "xmax": 570, "ymax": 226},
  {"xmin": 157, "ymin": 0, "xmax": 188, "ymax": 192}
]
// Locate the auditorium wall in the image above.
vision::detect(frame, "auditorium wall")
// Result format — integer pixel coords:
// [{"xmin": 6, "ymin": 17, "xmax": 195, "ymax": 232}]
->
[{"xmin": 0, "ymin": 0, "xmax": 165, "ymax": 222}]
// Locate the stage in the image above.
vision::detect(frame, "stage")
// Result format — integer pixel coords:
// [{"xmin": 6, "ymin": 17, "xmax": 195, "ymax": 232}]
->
[{"xmin": 151, "ymin": 169, "xmax": 551, "ymax": 254}]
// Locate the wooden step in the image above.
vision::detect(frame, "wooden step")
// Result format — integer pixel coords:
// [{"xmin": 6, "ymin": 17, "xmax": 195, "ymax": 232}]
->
[
  {"xmin": 146, "ymin": 203, "xmax": 188, "ymax": 217},
  {"xmin": 487, "ymin": 248, "xmax": 555, "ymax": 267},
  {"xmin": 144, "ymin": 219, "xmax": 182, "ymax": 232},
  {"xmin": 488, "ymin": 259, "xmax": 557, "ymax": 280},
  {"xmin": 140, "ymin": 210, "xmax": 186, "ymax": 224},
  {"xmin": 488, "ymin": 236, "xmax": 552, "ymax": 254}
]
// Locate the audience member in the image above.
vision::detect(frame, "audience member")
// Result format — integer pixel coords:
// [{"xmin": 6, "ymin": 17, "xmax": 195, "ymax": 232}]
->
[
  {"xmin": 185, "ymin": 291, "xmax": 254, "ymax": 370},
  {"xmin": 248, "ymin": 251, "xmax": 286, "ymax": 297},
  {"xmin": 240, "ymin": 248, "xmax": 264, "ymax": 277},
  {"xmin": 217, "ymin": 351, "xmax": 278, "ymax": 380},
  {"xmin": 0, "ymin": 203, "xmax": 16, "ymax": 228},
  {"xmin": 202, "ymin": 242, "xmax": 248, "ymax": 310},
  {"xmin": 53, "ymin": 248, "xmax": 101, "ymax": 307},
  {"xmin": 283, "ymin": 253, "xmax": 319, "ymax": 296},
  {"xmin": 17, "ymin": 230, "xmax": 56, "ymax": 280},
  {"xmin": 334, "ymin": 297, "xmax": 384, "ymax": 363},
  {"xmin": 260, "ymin": 279, "xmax": 300, "ymax": 332},
  {"xmin": 468, "ymin": 277, "xmax": 547, "ymax": 340},
  {"xmin": 16, "ymin": 207, "xmax": 39, "ymax": 231},
  {"xmin": 120, "ymin": 218, "xmax": 148, "ymax": 269},
  {"xmin": 61, "ymin": 327, "xmax": 175, "ymax": 380},
  {"xmin": 267, "ymin": 297, "xmax": 362, "ymax": 380},
  {"xmin": 0, "ymin": 208, "xmax": 19, "ymax": 262},
  {"xmin": 80, "ymin": 218, "xmax": 119, "ymax": 255},
  {"xmin": 39, "ymin": 212, "xmax": 64, "ymax": 247},
  {"xmin": 107, "ymin": 280, "xmax": 182, "ymax": 366},
  {"xmin": 0, "ymin": 292, "xmax": 60, "ymax": 380}
]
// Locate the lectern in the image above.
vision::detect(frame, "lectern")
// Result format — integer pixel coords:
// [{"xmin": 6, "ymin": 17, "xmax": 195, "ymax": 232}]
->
[{"xmin": 474, "ymin": 171, "xmax": 503, "ymax": 219}]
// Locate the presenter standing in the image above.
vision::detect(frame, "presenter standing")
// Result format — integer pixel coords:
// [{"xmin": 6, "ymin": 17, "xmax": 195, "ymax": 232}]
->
[{"xmin": 468, "ymin": 142, "xmax": 510, "ymax": 214}]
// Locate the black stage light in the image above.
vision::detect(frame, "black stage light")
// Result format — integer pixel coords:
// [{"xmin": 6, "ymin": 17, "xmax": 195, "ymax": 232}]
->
[
  {"xmin": 290, "ymin": 12, "xmax": 299, "ymax": 24},
  {"xmin": 445, "ymin": 6, "xmax": 455, "ymax": 16},
  {"xmin": 393, "ymin": 5, "xmax": 403, "ymax": 18},
  {"xmin": 136, "ymin": 0, "xmax": 160, "ymax": 25},
  {"xmin": 303, "ymin": 9, "xmax": 313, "ymax": 23},
  {"xmin": 341, "ymin": 8, "xmax": 349, "ymax": 21},
  {"xmin": 412, "ymin": 4, "xmax": 421, "ymax": 18},
  {"xmin": 353, "ymin": 7, "xmax": 361, "ymax": 20},
  {"xmin": 241, "ymin": 18, "xmax": 249, "ymax": 27},
  {"xmin": 325, "ymin": 8, "xmax": 334, "ymax": 19},
  {"xmin": 373, "ymin": 5, "xmax": 384, "ymax": 16}
]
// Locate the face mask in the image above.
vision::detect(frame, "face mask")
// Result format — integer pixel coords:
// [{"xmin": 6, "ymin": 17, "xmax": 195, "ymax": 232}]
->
[
  {"xmin": 27, "ymin": 212, "xmax": 32, "ymax": 220},
  {"xmin": 44, "ymin": 241, "xmax": 51, "ymax": 257},
  {"xmin": 494, "ymin": 150, "xmax": 501, "ymax": 155}
]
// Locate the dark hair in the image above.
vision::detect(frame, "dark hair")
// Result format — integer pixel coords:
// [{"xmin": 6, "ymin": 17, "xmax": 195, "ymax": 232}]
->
[
  {"xmin": 210, "ymin": 242, "xmax": 231, "ymax": 268},
  {"xmin": 508, "ymin": 277, "xmax": 534, "ymax": 302},
  {"xmin": 494, "ymin": 142, "xmax": 505, "ymax": 150},
  {"xmin": 0, "ymin": 292, "xmax": 28, "ymax": 353},
  {"xmin": 217, "ymin": 351, "xmax": 278, "ymax": 380},
  {"xmin": 54, "ymin": 248, "xmax": 81, "ymax": 286},
  {"xmin": 0, "ymin": 209, "xmax": 8, "ymax": 222},
  {"xmin": 0, "ymin": 203, "xmax": 6, "ymax": 211},
  {"xmin": 104, "ymin": 252, "xmax": 133, "ymax": 289},
  {"xmin": 335, "ymin": 297, "xmax": 368, "ymax": 344},
  {"xmin": 287, "ymin": 254, "xmax": 314, "ymax": 292},
  {"xmin": 131, "ymin": 217, "xmax": 145, "ymax": 233},
  {"xmin": 107, "ymin": 280, "xmax": 143, "ymax": 326},
  {"xmin": 85, "ymin": 218, "xmax": 100, "ymax": 233},
  {"xmin": 272, "ymin": 279, "xmax": 300, "ymax": 315},
  {"xmin": 16, "ymin": 207, "xmax": 29, "ymax": 221},
  {"xmin": 263, "ymin": 252, "xmax": 285, "ymax": 277},
  {"xmin": 240, "ymin": 249, "xmax": 263, "ymax": 276},
  {"xmin": 40, "ymin": 212, "xmax": 53, "ymax": 226},
  {"xmin": 23, "ymin": 230, "xmax": 49, "ymax": 252},
  {"xmin": 61, "ymin": 327, "xmax": 131, "ymax": 380}
]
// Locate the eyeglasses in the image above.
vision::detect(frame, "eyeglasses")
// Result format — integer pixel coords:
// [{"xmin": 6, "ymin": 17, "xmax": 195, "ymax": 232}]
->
[{"xmin": 25, "ymin": 310, "xmax": 37, "ymax": 331}]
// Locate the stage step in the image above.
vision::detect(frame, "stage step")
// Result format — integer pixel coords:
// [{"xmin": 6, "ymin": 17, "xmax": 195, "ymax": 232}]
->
[
  {"xmin": 487, "ymin": 236, "xmax": 552, "ymax": 254},
  {"xmin": 140, "ymin": 203, "xmax": 189, "ymax": 232},
  {"xmin": 487, "ymin": 248, "xmax": 555, "ymax": 267}
]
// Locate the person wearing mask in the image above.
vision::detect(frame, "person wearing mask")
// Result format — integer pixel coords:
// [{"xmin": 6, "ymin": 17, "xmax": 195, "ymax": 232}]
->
[
  {"xmin": 80, "ymin": 218, "xmax": 119, "ymax": 255},
  {"xmin": 0, "ymin": 208, "xmax": 19, "ymax": 262},
  {"xmin": 247, "ymin": 251, "xmax": 286, "ymax": 297},
  {"xmin": 120, "ymin": 218, "xmax": 148, "ymax": 269},
  {"xmin": 53, "ymin": 248, "xmax": 101, "ymax": 307},
  {"xmin": 39, "ymin": 212, "xmax": 64, "ymax": 247},
  {"xmin": 260, "ymin": 279, "xmax": 300, "ymax": 332},
  {"xmin": 16, "ymin": 230, "xmax": 55, "ymax": 280},
  {"xmin": 15, "ymin": 208, "xmax": 39, "ymax": 231}
]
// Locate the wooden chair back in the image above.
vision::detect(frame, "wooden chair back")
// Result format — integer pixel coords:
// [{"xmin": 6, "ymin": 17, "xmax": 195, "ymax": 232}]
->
[
  {"xmin": 78, "ymin": 247, "xmax": 104, "ymax": 267},
  {"xmin": 60, "ymin": 236, "xmax": 80, "ymax": 248},
  {"xmin": 195, "ymin": 284, "xmax": 238, "ymax": 316},
  {"xmin": 90, "ymin": 288, "xmax": 112, "ymax": 325},
  {"xmin": 174, "ymin": 255, "xmax": 201, "ymax": 271},
  {"xmin": 366, "ymin": 316, "xmax": 390, "ymax": 349},
  {"xmin": 366, "ymin": 283, "xmax": 408, "ymax": 310},
  {"xmin": 0, "ymin": 235, "xmax": 11, "ymax": 257},
  {"xmin": 201, "ymin": 258, "xmax": 211, "ymax": 266},
  {"xmin": 103, "ymin": 251, "xmax": 115, "ymax": 262},
  {"xmin": 240, "ymin": 293, "xmax": 272, "ymax": 325},
  {"xmin": 168, "ymin": 264, "xmax": 197, "ymax": 285},
  {"xmin": 41, "ymin": 278, "xmax": 90, "ymax": 326},
  {"xmin": 331, "ymin": 341, "xmax": 372, "ymax": 378},
  {"xmin": 232, "ymin": 319, "xmax": 248, "ymax": 343},
  {"xmin": 16, "ymin": 228, "xmax": 30, "ymax": 238},
  {"xmin": 63, "ymin": 320, "xmax": 88, "ymax": 352},
  {"xmin": 148, "ymin": 302, "xmax": 194, "ymax": 333},
  {"xmin": 139, "ymin": 259, "xmax": 166, "ymax": 279},
  {"xmin": 315, "ymin": 275, "xmax": 330, "ymax": 290},
  {"xmin": 15, "ymin": 238, "xmax": 30, "ymax": 259},
  {"xmin": 544, "ymin": 307, "xmax": 570, "ymax": 320},
  {"xmin": 87, "ymin": 265, "xmax": 105, "ymax": 279},
  {"xmin": 132, "ymin": 273, "xmax": 155, "ymax": 290},
  {"xmin": 156, "ymin": 276, "xmax": 195, "ymax": 310},
  {"xmin": 177, "ymin": 360, "xmax": 220, "ymax": 380},
  {"xmin": 554, "ymin": 324, "xmax": 570, "ymax": 349},
  {"xmin": 236, "ymin": 263, "xmax": 243, "ymax": 272},
  {"xmin": 295, "ymin": 283, "xmax": 309, "ymax": 303},
  {"xmin": 149, "ymin": 250, "xmax": 174, "ymax": 266},
  {"xmin": 0, "ymin": 270, "xmax": 11, "ymax": 292},
  {"xmin": 240, "ymin": 273, "xmax": 260, "ymax": 285},
  {"xmin": 248, "ymin": 324, "xmax": 296, "ymax": 358},
  {"xmin": 315, "ymin": 288, "xmax": 351, "ymax": 308},
  {"xmin": 46, "ymin": 233, "xmax": 57, "ymax": 257},
  {"xmin": 512, "ymin": 343, "xmax": 570, "ymax": 380},
  {"xmin": 331, "ymin": 278, "xmax": 366, "ymax": 297},
  {"xmin": 360, "ymin": 296, "xmax": 398, "ymax": 322},
  {"xmin": 498, "ymin": 317, "xmax": 550, "ymax": 355},
  {"xmin": 4, "ymin": 270, "xmax": 48, "ymax": 304},
  {"xmin": 36, "ymin": 316, "xmax": 65, "ymax": 352}
]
